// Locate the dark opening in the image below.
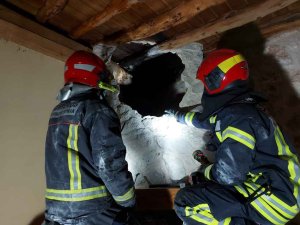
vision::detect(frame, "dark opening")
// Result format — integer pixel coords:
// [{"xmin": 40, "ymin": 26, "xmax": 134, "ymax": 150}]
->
[{"xmin": 119, "ymin": 53, "xmax": 185, "ymax": 117}]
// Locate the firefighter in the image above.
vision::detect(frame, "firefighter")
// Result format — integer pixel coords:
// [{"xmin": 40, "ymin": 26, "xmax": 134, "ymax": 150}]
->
[
  {"xmin": 169, "ymin": 49, "xmax": 300, "ymax": 225},
  {"xmin": 44, "ymin": 51, "xmax": 135, "ymax": 225}
]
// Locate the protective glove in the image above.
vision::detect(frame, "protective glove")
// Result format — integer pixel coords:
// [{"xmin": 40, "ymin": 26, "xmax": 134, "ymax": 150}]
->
[
  {"xmin": 193, "ymin": 150, "xmax": 210, "ymax": 165},
  {"xmin": 164, "ymin": 109, "xmax": 178, "ymax": 117}
]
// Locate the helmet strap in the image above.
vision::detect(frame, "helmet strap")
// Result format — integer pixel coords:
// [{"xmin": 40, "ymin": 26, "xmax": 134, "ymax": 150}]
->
[{"xmin": 98, "ymin": 81, "xmax": 118, "ymax": 93}]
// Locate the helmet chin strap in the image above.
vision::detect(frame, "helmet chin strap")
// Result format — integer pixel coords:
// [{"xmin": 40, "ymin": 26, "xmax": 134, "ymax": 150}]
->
[{"xmin": 98, "ymin": 81, "xmax": 118, "ymax": 93}]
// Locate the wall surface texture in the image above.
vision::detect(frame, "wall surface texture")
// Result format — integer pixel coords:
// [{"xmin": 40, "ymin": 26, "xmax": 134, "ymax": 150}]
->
[{"xmin": 0, "ymin": 39, "xmax": 63, "ymax": 225}]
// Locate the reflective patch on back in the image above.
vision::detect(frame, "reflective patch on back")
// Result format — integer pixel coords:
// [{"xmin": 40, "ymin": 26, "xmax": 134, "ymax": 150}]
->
[{"xmin": 51, "ymin": 102, "xmax": 81, "ymax": 119}]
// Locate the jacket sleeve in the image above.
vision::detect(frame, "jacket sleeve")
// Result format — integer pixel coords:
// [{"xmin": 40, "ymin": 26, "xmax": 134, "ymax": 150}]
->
[
  {"xmin": 204, "ymin": 118, "xmax": 256, "ymax": 185},
  {"xmin": 176, "ymin": 111, "xmax": 210, "ymax": 129},
  {"xmin": 89, "ymin": 108, "xmax": 135, "ymax": 207}
]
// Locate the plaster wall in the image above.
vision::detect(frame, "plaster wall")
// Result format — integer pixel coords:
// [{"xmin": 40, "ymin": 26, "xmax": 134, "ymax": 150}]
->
[
  {"xmin": 0, "ymin": 39, "xmax": 63, "ymax": 225},
  {"xmin": 107, "ymin": 27, "xmax": 300, "ymax": 187}
]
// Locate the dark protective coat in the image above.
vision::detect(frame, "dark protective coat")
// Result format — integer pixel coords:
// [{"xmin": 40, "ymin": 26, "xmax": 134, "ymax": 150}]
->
[
  {"xmin": 175, "ymin": 98, "xmax": 300, "ymax": 225},
  {"xmin": 45, "ymin": 90, "xmax": 135, "ymax": 224}
]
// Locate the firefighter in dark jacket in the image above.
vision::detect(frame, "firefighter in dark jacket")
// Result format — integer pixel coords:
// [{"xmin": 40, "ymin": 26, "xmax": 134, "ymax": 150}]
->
[
  {"xmin": 44, "ymin": 51, "xmax": 135, "ymax": 225},
  {"xmin": 170, "ymin": 49, "xmax": 300, "ymax": 225}
]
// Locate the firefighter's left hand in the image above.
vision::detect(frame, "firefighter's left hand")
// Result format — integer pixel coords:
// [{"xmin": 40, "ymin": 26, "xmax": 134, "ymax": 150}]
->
[
  {"xmin": 164, "ymin": 109, "xmax": 178, "ymax": 117},
  {"xmin": 188, "ymin": 171, "xmax": 206, "ymax": 185}
]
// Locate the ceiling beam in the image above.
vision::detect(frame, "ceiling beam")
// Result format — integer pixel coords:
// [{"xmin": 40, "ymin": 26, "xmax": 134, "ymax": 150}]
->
[
  {"xmin": 70, "ymin": 0, "xmax": 140, "ymax": 39},
  {"xmin": 36, "ymin": 0, "xmax": 69, "ymax": 23},
  {"xmin": 0, "ymin": 5, "xmax": 90, "ymax": 52},
  {"xmin": 0, "ymin": 18, "xmax": 73, "ymax": 61},
  {"xmin": 105, "ymin": 0, "xmax": 223, "ymax": 45},
  {"xmin": 158, "ymin": 0, "xmax": 298, "ymax": 50},
  {"xmin": 261, "ymin": 18, "xmax": 300, "ymax": 37}
]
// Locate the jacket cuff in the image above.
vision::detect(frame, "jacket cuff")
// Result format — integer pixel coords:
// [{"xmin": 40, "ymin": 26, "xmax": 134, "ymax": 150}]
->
[{"xmin": 113, "ymin": 187, "xmax": 136, "ymax": 207}]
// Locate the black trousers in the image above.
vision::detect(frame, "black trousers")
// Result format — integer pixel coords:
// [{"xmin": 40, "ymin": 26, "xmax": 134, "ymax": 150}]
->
[
  {"xmin": 174, "ymin": 182, "xmax": 273, "ymax": 225},
  {"xmin": 44, "ymin": 207, "xmax": 129, "ymax": 225}
]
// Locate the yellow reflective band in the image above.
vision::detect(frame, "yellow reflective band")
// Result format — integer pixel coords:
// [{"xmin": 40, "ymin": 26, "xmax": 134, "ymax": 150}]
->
[
  {"xmin": 245, "ymin": 184, "xmax": 289, "ymax": 224},
  {"xmin": 46, "ymin": 186, "xmax": 108, "ymax": 202},
  {"xmin": 67, "ymin": 124, "xmax": 82, "ymax": 190},
  {"xmin": 274, "ymin": 125, "xmax": 300, "ymax": 207},
  {"xmin": 186, "ymin": 204, "xmax": 231, "ymax": 225},
  {"xmin": 246, "ymin": 182, "xmax": 297, "ymax": 219},
  {"xmin": 74, "ymin": 125, "xmax": 82, "ymax": 189},
  {"xmin": 186, "ymin": 204, "xmax": 216, "ymax": 224},
  {"xmin": 234, "ymin": 185, "xmax": 249, "ymax": 198},
  {"xmin": 185, "ymin": 112, "xmax": 195, "ymax": 126},
  {"xmin": 218, "ymin": 54, "xmax": 245, "ymax": 73},
  {"xmin": 222, "ymin": 126, "xmax": 255, "ymax": 149},
  {"xmin": 216, "ymin": 131, "xmax": 222, "ymax": 142},
  {"xmin": 251, "ymin": 201, "xmax": 285, "ymax": 225},
  {"xmin": 113, "ymin": 187, "xmax": 135, "ymax": 203},
  {"xmin": 67, "ymin": 125, "xmax": 75, "ymax": 190},
  {"xmin": 204, "ymin": 164, "xmax": 213, "ymax": 180},
  {"xmin": 210, "ymin": 115, "xmax": 217, "ymax": 124}
]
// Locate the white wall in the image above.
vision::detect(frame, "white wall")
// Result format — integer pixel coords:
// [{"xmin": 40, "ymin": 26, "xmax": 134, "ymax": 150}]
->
[{"xmin": 0, "ymin": 39, "xmax": 63, "ymax": 225}]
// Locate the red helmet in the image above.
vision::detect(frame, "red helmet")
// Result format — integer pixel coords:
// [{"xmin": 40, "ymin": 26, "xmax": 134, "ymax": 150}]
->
[
  {"xmin": 64, "ymin": 51, "xmax": 107, "ymax": 87},
  {"xmin": 197, "ymin": 49, "xmax": 249, "ymax": 95}
]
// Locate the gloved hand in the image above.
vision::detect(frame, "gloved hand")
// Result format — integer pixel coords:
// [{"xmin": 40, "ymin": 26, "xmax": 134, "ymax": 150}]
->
[
  {"xmin": 164, "ymin": 109, "xmax": 178, "ymax": 117},
  {"xmin": 193, "ymin": 150, "xmax": 210, "ymax": 165},
  {"xmin": 188, "ymin": 171, "xmax": 206, "ymax": 185}
]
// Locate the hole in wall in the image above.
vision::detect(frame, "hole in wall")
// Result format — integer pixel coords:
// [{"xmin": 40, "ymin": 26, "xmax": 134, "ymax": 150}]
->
[{"xmin": 119, "ymin": 53, "xmax": 185, "ymax": 117}]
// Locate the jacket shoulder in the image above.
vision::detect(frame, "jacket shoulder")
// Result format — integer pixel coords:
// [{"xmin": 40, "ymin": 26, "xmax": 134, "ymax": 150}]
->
[{"xmin": 217, "ymin": 103, "xmax": 261, "ymax": 127}]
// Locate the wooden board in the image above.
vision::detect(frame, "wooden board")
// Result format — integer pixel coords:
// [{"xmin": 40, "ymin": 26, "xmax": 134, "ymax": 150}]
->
[{"xmin": 136, "ymin": 188, "xmax": 180, "ymax": 211}]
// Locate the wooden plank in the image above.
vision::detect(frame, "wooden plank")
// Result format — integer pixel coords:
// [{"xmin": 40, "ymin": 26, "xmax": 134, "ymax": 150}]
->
[
  {"xmin": 136, "ymin": 188, "xmax": 179, "ymax": 211},
  {"xmin": 158, "ymin": 0, "xmax": 298, "ymax": 50},
  {"xmin": 36, "ymin": 0, "xmax": 69, "ymax": 23},
  {"xmin": 202, "ymin": 16, "xmax": 300, "ymax": 53},
  {"xmin": 261, "ymin": 18, "xmax": 300, "ymax": 37},
  {"xmin": 104, "ymin": 0, "xmax": 224, "ymax": 45},
  {"xmin": 70, "ymin": 0, "xmax": 140, "ymax": 39},
  {"xmin": 0, "ymin": 5, "xmax": 90, "ymax": 52},
  {"xmin": 0, "ymin": 18, "xmax": 73, "ymax": 61}
]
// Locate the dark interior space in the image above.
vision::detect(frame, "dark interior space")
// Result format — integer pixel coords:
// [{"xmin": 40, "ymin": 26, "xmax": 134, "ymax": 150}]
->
[
  {"xmin": 119, "ymin": 53, "xmax": 185, "ymax": 117},
  {"xmin": 217, "ymin": 23, "xmax": 300, "ymax": 150}
]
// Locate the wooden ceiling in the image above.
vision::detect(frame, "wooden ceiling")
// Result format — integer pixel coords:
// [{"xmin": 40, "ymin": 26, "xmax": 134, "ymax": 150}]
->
[{"xmin": 1, "ymin": 0, "xmax": 299, "ymax": 62}]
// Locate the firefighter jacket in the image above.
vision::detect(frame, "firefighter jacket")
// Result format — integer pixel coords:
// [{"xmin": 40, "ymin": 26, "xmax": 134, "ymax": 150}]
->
[
  {"xmin": 176, "ymin": 98, "xmax": 300, "ymax": 225},
  {"xmin": 45, "ymin": 89, "xmax": 135, "ymax": 219}
]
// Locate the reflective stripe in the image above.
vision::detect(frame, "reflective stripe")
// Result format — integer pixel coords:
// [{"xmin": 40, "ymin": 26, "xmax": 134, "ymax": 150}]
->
[
  {"xmin": 251, "ymin": 199, "xmax": 287, "ymax": 225},
  {"xmin": 184, "ymin": 112, "xmax": 195, "ymax": 126},
  {"xmin": 74, "ymin": 63, "xmax": 96, "ymax": 72},
  {"xmin": 204, "ymin": 164, "xmax": 213, "ymax": 180},
  {"xmin": 245, "ymin": 183, "xmax": 288, "ymax": 224},
  {"xmin": 215, "ymin": 120, "xmax": 223, "ymax": 142},
  {"xmin": 46, "ymin": 186, "xmax": 108, "ymax": 202},
  {"xmin": 216, "ymin": 131, "xmax": 222, "ymax": 142},
  {"xmin": 185, "ymin": 204, "xmax": 215, "ymax": 224},
  {"xmin": 210, "ymin": 115, "xmax": 217, "ymax": 124},
  {"xmin": 274, "ymin": 125, "xmax": 300, "ymax": 208},
  {"xmin": 218, "ymin": 54, "xmax": 245, "ymax": 73},
  {"xmin": 222, "ymin": 126, "xmax": 255, "ymax": 149},
  {"xmin": 234, "ymin": 185, "xmax": 249, "ymax": 198},
  {"xmin": 67, "ymin": 124, "xmax": 82, "ymax": 190},
  {"xmin": 186, "ymin": 204, "xmax": 231, "ymax": 225},
  {"xmin": 113, "ymin": 187, "xmax": 135, "ymax": 203},
  {"xmin": 246, "ymin": 182, "xmax": 297, "ymax": 219}
]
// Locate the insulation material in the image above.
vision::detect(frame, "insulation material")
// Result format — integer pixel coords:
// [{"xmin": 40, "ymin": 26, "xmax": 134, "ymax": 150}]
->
[
  {"xmin": 94, "ymin": 43, "xmax": 206, "ymax": 187},
  {"xmin": 93, "ymin": 44, "xmax": 133, "ymax": 85}
]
